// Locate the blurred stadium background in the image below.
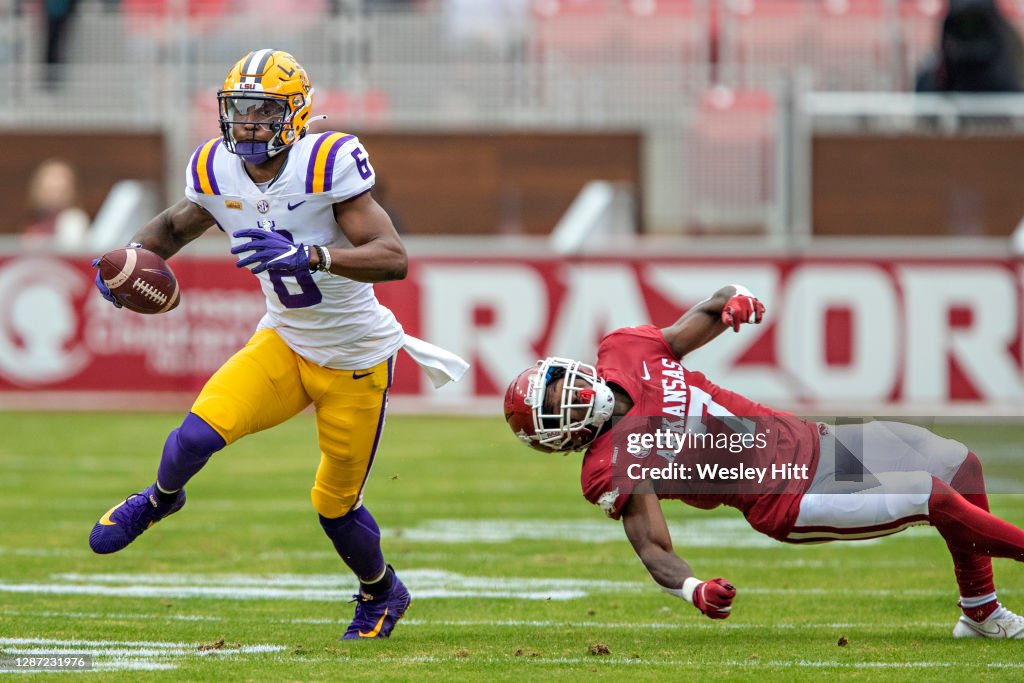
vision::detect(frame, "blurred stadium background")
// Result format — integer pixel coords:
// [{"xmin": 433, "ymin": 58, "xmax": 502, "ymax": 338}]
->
[{"xmin": 1, "ymin": 0, "xmax": 1024, "ymax": 416}]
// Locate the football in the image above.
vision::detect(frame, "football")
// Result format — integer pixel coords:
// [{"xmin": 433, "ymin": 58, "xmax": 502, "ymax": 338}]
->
[{"xmin": 98, "ymin": 247, "xmax": 180, "ymax": 314}]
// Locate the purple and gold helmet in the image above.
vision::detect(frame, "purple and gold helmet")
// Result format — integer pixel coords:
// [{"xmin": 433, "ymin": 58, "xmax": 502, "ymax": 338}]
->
[{"xmin": 218, "ymin": 49, "xmax": 314, "ymax": 164}]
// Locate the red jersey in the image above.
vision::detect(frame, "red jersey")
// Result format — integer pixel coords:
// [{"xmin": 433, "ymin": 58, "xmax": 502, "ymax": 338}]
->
[{"xmin": 580, "ymin": 325, "xmax": 820, "ymax": 540}]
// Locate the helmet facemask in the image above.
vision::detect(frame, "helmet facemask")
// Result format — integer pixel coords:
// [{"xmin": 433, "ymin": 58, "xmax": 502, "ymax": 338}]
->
[
  {"xmin": 526, "ymin": 357, "xmax": 615, "ymax": 452},
  {"xmin": 219, "ymin": 93, "xmax": 298, "ymax": 164}
]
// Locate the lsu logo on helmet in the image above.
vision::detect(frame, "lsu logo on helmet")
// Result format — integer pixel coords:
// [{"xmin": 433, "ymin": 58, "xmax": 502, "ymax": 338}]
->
[{"xmin": 218, "ymin": 49, "xmax": 315, "ymax": 164}]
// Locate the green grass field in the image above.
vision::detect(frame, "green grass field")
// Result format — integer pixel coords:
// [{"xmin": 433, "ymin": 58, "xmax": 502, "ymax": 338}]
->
[{"xmin": 2, "ymin": 413, "xmax": 1023, "ymax": 680}]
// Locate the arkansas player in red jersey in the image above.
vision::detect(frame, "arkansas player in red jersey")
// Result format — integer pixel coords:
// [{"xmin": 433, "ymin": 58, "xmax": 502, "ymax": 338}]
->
[{"xmin": 505, "ymin": 284, "xmax": 1024, "ymax": 638}]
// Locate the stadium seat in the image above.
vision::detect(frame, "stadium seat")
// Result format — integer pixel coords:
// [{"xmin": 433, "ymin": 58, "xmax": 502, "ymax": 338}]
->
[
  {"xmin": 816, "ymin": 0, "xmax": 894, "ymax": 90},
  {"xmin": 721, "ymin": 0, "xmax": 906, "ymax": 90},
  {"xmin": 718, "ymin": 0, "xmax": 816, "ymax": 87},
  {"xmin": 121, "ymin": 0, "xmax": 231, "ymax": 22},
  {"xmin": 621, "ymin": 0, "xmax": 709, "ymax": 65},
  {"xmin": 616, "ymin": 0, "xmax": 713, "ymax": 102},
  {"xmin": 315, "ymin": 89, "xmax": 393, "ymax": 128},
  {"xmin": 689, "ymin": 87, "xmax": 777, "ymax": 230},
  {"xmin": 530, "ymin": 0, "xmax": 615, "ymax": 62},
  {"xmin": 121, "ymin": 0, "xmax": 230, "ymax": 64},
  {"xmin": 121, "ymin": 0, "xmax": 230, "ymax": 37}
]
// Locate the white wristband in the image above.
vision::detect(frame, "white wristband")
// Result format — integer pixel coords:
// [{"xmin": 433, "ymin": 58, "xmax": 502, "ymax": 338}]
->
[
  {"xmin": 659, "ymin": 576, "xmax": 702, "ymax": 604},
  {"xmin": 727, "ymin": 284, "xmax": 752, "ymax": 298},
  {"xmin": 316, "ymin": 245, "xmax": 332, "ymax": 273}
]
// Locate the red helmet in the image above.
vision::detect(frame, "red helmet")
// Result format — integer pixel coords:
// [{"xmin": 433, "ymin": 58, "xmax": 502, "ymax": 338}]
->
[{"xmin": 503, "ymin": 357, "xmax": 615, "ymax": 453}]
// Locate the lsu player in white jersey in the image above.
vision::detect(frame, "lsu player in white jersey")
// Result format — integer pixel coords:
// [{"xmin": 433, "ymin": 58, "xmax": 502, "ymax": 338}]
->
[{"xmin": 87, "ymin": 49, "xmax": 467, "ymax": 640}]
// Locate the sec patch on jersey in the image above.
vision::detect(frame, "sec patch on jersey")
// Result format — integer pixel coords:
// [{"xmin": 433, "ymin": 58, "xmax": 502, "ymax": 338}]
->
[{"xmin": 98, "ymin": 247, "xmax": 180, "ymax": 314}]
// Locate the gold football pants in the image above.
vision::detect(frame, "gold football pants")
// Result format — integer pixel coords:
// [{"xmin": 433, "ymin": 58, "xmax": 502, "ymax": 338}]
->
[{"xmin": 191, "ymin": 328, "xmax": 392, "ymax": 518}]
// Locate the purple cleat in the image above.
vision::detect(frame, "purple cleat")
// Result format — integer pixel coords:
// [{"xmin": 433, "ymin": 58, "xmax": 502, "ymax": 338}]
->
[
  {"xmin": 342, "ymin": 566, "xmax": 411, "ymax": 640},
  {"xmin": 89, "ymin": 485, "xmax": 186, "ymax": 554}
]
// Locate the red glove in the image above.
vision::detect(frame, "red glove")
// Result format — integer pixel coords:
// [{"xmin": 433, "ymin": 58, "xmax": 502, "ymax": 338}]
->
[
  {"xmin": 721, "ymin": 292, "xmax": 765, "ymax": 332},
  {"xmin": 692, "ymin": 577, "xmax": 736, "ymax": 619}
]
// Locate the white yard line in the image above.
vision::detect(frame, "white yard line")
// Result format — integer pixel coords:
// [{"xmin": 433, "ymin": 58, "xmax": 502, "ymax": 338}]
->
[
  {"xmin": 2, "ymin": 568, "xmax": 1009, "ymax": 602},
  {"xmin": 90, "ymin": 662, "xmax": 178, "ymax": 671},
  {"xmin": 0, "ymin": 517, "xmax": 787, "ymax": 550},
  {"xmin": 5, "ymin": 569, "xmax": 641, "ymax": 601},
  {"xmin": 381, "ymin": 518, "xmax": 782, "ymax": 547},
  {"xmin": 51, "ymin": 570, "xmax": 986, "ymax": 597},
  {"xmin": 0, "ymin": 609, "xmax": 222, "ymax": 622},
  {"xmin": 2, "ymin": 637, "xmax": 192, "ymax": 649},
  {"xmin": 0, "ymin": 583, "xmax": 589, "ymax": 601},
  {"xmin": 51, "ymin": 569, "xmax": 639, "ymax": 591},
  {"xmin": 0, "ymin": 637, "xmax": 284, "ymax": 653},
  {"xmin": 0, "ymin": 609, "xmax": 953, "ymax": 630},
  {"xmin": 0, "ymin": 638, "xmax": 287, "ymax": 674},
  {"xmin": 3, "ymin": 647, "xmax": 229, "ymax": 657}
]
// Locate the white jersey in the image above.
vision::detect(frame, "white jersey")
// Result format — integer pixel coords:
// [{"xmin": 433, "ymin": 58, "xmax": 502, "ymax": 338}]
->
[{"xmin": 184, "ymin": 132, "xmax": 404, "ymax": 370}]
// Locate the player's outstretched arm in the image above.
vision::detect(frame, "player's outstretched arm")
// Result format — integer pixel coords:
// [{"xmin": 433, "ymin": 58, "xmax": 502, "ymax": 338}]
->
[
  {"xmin": 621, "ymin": 481, "xmax": 694, "ymax": 587},
  {"xmin": 319, "ymin": 192, "xmax": 407, "ymax": 283},
  {"xmin": 130, "ymin": 198, "xmax": 216, "ymax": 260},
  {"xmin": 660, "ymin": 284, "xmax": 765, "ymax": 359},
  {"xmin": 622, "ymin": 480, "xmax": 736, "ymax": 619}
]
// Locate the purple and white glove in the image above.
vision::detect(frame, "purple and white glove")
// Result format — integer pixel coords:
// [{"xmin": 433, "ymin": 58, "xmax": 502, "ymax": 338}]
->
[
  {"xmin": 91, "ymin": 258, "xmax": 122, "ymax": 308},
  {"xmin": 231, "ymin": 229, "xmax": 311, "ymax": 275}
]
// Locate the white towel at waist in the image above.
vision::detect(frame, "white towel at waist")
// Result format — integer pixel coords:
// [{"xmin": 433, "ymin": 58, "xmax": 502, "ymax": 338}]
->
[{"xmin": 402, "ymin": 335, "xmax": 470, "ymax": 388}]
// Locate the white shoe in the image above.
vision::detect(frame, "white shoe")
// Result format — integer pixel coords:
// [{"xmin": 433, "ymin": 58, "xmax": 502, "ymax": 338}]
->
[{"xmin": 953, "ymin": 606, "xmax": 1024, "ymax": 639}]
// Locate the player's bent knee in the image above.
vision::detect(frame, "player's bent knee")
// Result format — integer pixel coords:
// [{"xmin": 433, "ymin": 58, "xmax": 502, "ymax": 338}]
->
[
  {"xmin": 311, "ymin": 487, "xmax": 359, "ymax": 519},
  {"xmin": 949, "ymin": 451, "xmax": 986, "ymax": 495},
  {"xmin": 958, "ymin": 452, "xmax": 984, "ymax": 478}
]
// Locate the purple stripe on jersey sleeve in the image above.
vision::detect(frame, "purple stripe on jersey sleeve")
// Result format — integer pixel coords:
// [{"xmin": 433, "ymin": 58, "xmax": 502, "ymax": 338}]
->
[
  {"xmin": 191, "ymin": 146, "xmax": 203, "ymax": 193},
  {"xmin": 322, "ymin": 134, "xmax": 355, "ymax": 192},
  {"xmin": 206, "ymin": 139, "xmax": 222, "ymax": 195},
  {"xmin": 304, "ymin": 132, "xmax": 336, "ymax": 194}
]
